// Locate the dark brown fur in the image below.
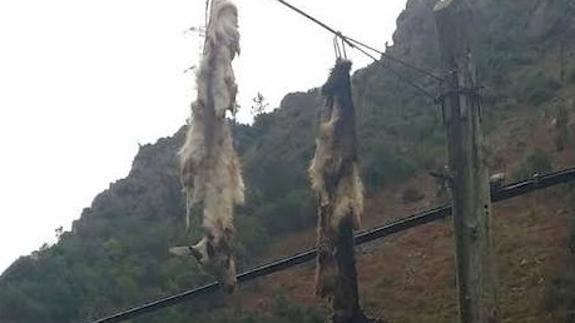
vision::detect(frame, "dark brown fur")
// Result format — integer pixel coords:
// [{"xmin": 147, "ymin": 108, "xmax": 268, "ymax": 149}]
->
[{"xmin": 312, "ymin": 59, "xmax": 370, "ymax": 322}]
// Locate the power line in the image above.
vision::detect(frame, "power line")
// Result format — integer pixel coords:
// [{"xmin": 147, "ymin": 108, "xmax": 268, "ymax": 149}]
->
[
  {"xmin": 343, "ymin": 36, "xmax": 443, "ymax": 82},
  {"xmin": 272, "ymin": 0, "xmax": 443, "ymax": 82},
  {"xmin": 92, "ymin": 167, "xmax": 575, "ymax": 323},
  {"xmin": 273, "ymin": 0, "xmax": 345, "ymax": 41},
  {"xmin": 272, "ymin": 0, "xmax": 441, "ymax": 101},
  {"xmin": 353, "ymin": 46, "xmax": 438, "ymax": 101}
]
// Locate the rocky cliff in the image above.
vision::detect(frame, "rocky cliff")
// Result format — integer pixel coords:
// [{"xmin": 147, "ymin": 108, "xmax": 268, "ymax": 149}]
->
[{"xmin": 1, "ymin": 0, "xmax": 575, "ymax": 322}]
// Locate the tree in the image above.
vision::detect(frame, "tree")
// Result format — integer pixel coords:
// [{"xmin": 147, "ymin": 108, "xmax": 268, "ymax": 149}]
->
[
  {"xmin": 251, "ymin": 92, "xmax": 269, "ymax": 117},
  {"xmin": 555, "ymin": 103, "xmax": 570, "ymax": 152},
  {"xmin": 55, "ymin": 226, "xmax": 63, "ymax": 241}
]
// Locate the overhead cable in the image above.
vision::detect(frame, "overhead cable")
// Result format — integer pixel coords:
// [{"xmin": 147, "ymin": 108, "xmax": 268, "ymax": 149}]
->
[
  {"xmin": 92, "ymin": 167, "xmax": 575, "ymax": 323},
  {"xmin": 273, "ymin": 0, "xmax": 443, "ymax": 82}
]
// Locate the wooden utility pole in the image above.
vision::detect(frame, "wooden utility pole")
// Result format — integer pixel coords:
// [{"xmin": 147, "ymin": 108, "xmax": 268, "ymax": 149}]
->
[{"xmin": 433, "ymin": 1, "xmax": 500, "ymax": 322}]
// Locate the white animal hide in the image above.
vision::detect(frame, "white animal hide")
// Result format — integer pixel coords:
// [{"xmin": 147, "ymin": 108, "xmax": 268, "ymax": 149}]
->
[{"xmin": 175, "ymin": 0, "xmax": 244, "ymax": 292}]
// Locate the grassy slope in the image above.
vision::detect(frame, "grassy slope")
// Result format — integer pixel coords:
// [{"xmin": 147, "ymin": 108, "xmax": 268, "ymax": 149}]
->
[{"xmin": 1, "ymin": 0, "xmax": 575, "ymax": 322}]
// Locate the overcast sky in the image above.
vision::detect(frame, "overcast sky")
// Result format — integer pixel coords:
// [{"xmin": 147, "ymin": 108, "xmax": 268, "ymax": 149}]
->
[{"xmin": 0, "ymin": 0, "xmax": 407, "ymax": 274}]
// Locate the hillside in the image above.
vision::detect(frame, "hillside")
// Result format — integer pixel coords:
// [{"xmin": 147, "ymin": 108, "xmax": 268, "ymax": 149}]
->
[{"xmin": 2, "ymin": 0, "xmax": 575, "ymax": 322}]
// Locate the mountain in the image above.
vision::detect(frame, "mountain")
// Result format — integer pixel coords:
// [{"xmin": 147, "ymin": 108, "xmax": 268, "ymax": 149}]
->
[{"xmin": 2, "ymin": 0, "xmax": 575, "ymax": 322}]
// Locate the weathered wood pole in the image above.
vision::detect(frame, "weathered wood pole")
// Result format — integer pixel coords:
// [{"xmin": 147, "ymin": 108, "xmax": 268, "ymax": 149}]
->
[{"xmin": 434, "ymin": 1, "xmax": 500, "ymax": 322}]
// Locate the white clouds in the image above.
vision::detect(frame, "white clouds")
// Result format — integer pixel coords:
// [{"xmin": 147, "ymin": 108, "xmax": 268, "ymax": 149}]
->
[{"xmin": 0, "ymin": 0, "xmax": 406, "ymax": 274}]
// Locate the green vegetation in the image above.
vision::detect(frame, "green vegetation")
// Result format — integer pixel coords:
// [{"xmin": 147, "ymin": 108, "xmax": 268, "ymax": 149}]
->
[
  {"xmin": 196, "ymin": 294, "xmax": 326, "ymax": 323},
  {"xmin": 267, "ymin": 294, "xmax": 326, "ymax": 323},
  {"xmin": 544, "ymin": 271, "xmax": 575, "ymax": 316},
  {"xmin": 513, "ymin": 148, "xmax": 553, "ymax": 180},
  {"xmin": 2, "ymin": 0, "xmax": 575, "ymax": 322},
  {"xmin": 555, "ymin": 104, "xmax": 571, "ymax": 151},
  {"xmin": 401, "ymin": 187, "xmax": 425, "ymax": 204},
  {"xmin": 514, "ymin": 71, "xmax": 561, "ymax": 106}
]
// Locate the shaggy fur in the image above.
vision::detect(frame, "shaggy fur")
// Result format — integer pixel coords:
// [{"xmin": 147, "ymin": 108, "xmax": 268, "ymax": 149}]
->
[
  {"xmin": 173, "ymin": 0, "xmax": 244, "ymax": 292},
  {"xmin": 309, "ymin": 59, "xmax": 368, "ymax": 322},
  {"xmin": 309, "ymin": 60, "xmax": 363, "ymax": 231}
]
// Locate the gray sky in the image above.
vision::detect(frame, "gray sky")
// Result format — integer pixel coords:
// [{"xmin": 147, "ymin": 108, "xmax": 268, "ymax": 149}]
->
[{"xmin": 0, "ymin": 0, "xmax": 407, "ymax": 274}]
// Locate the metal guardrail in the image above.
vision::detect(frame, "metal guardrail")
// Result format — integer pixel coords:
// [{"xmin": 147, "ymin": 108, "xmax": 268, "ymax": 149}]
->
[{"xmin": 93, "ymin": 167, "xmax": 575, "ymax": 323}]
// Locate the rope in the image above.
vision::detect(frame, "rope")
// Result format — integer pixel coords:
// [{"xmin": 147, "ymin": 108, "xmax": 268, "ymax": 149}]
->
[
  {"xmin": 91, "ymin": 167, "xmax": 575, "ymax": 323},
  {"xmin": 340, "ymin": 36, "xmax": 348, "ymax": 59},
  {"xmin": 333, "ymin": 36, "xmax": 342, "ymax": 60},
  {"xmin": 333, "ymin": 35, "xmax": 348, "ymax": 60}
]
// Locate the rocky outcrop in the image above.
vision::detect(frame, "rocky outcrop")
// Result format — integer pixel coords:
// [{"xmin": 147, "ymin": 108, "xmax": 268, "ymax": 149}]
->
[{"xmin": 72, "ymin": 129, "xmax": 185, "ymax": 235}]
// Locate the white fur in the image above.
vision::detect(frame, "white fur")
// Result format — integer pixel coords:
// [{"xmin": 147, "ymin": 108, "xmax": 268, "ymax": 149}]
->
[{"xmin": 177, "ymin": 0, "xmax": 243, "ymax": 291}]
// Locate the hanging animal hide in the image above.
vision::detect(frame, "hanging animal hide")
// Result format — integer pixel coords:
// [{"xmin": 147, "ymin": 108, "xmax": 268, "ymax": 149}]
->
[
  {"xmin": 170, "ymin": 0, "xmax": 244, "ymax": 292},
  {"xmin": 309, "ymin": 59, "xmax": 368, "ymax": 322}
]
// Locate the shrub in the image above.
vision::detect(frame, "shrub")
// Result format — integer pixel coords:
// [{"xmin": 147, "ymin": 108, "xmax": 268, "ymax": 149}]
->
[
  {"xmin": 402, "ymin": 187, "xmax": 425, "ymax": 204},
  {"xmin": 544, "ymin": 274, "xmax": 575, "ymax": 313},
  {"xmin": 514, "ymin": 71, "xmax": 560, "ymax": 106},
  {"xmin": 270, "ymin": 295, "xmax": 326, "ymax": 323},
  {"xmin": 529, "ymin": 88, "xmax": 555, "ymax": 106},
  {"xmin": 360, "ymin": 141, "xmax": 417, "ymax": 192},
  {"xmin": 200, "ymin": 296, "xmax": 326, "ymax": 323},
  {"xmin": 235, "ymin": 215, "xmax": 269, "ymax": 257},
  {"xmin": 255, "ymin": 189, "xmax": 314, "ymax": 234},
  {"xmin": 554, "ymin": 104, "xmax": 570, "ymax": 151},
  {"xmin": 513, "ymin": 149, "xmax": 553, "ymax": 180}
]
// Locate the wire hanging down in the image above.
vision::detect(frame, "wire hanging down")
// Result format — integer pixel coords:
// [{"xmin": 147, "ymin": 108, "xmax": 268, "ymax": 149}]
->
[{"xmin": 92, "ymin": 167, "xmax": 575, "ymax": 323}]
